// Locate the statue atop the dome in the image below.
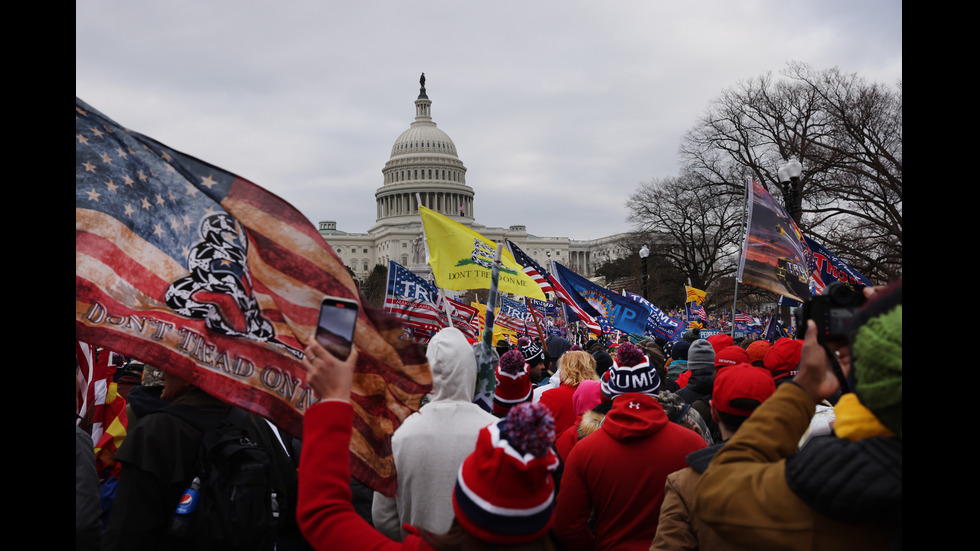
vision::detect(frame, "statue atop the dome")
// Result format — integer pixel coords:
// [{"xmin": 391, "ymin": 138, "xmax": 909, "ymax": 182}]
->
[{"xmin": 418, "ymin": 72, "xmax": 428, "ymax": 99}]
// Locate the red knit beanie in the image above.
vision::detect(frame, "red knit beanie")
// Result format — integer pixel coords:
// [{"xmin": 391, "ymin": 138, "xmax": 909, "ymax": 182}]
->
[
  {"xmin": 453, "ymin": 402, "xmax": 559, "ymax": 544},
  {"xmin": 745, "ymin": 340, "xmax": 771, "ymax": 366},
  {"xmin": 493, "ymin": 349, "xmax": 532, "ymax": 415}
]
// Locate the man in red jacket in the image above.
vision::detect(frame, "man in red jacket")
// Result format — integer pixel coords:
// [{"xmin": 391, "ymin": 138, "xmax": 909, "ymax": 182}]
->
[{"xmin": 553, "ymin": 342, "xmax": 707, "ymax": 551}]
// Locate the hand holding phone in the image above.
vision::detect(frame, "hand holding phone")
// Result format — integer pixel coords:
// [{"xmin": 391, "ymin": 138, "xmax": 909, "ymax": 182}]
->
[
  {"xmin": 315, "ymin": 296, "xmax": 359, "ymax": 360},
  {"xmin": 303, "ymin": 339, "xmax": 359, "ymax": 402}
]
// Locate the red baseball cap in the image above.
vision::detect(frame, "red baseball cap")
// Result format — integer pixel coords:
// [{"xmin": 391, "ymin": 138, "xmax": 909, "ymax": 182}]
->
[
  {"xmin": 713, "ymin": 363, "xmax": 776, "ymax": 416},
  {"xmin": 764, "ymin": 337, "xmax": 802, "ymax": 373},
  {"xmin": 706, "ymin": 334, "xmax": 734, "ymax": 353},
  {"xmin": 714, "ymin": 345, "xmax": 749, "ymax": 370}
]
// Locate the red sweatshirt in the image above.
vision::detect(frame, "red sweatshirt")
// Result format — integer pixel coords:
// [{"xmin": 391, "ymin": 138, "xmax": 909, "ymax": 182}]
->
[
  {"xmin": 297, "ymin": 400, "xmax": 433, "ymax": 551},
  {"xmin": 553, "ymin": 392, "xmax": 707, "ymax": 551},
  {"xmin": 538, "ymin": 383, "xmax": 578, "ymax": 436}
]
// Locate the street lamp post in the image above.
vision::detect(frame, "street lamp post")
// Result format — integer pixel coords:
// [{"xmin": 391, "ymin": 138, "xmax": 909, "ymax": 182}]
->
[
  {"xmin": 546, "ymin": 252, "xmax": 552, "ymax": 302},
  {"xmin": 639, "ymin": 244, "xmax": 650, "ymax": 301},
  {"xmin": 778, "ymin": 156, "xmax": 803, "ymax": 224},
  {"xmin": 778, "ymin": 157, "xmax": 803, "ymax": 330}
]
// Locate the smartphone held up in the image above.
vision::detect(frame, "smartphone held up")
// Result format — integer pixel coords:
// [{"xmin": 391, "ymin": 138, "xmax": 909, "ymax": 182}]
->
[{"xmin": 315, "ymin": 296, "xmax": 359, "ymax": 360}]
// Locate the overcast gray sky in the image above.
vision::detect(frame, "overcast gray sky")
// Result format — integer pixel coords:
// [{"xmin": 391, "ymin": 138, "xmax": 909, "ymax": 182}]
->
[{"xmin": 76, "ymin": 1, "xmax": 901, "ymax": 241}]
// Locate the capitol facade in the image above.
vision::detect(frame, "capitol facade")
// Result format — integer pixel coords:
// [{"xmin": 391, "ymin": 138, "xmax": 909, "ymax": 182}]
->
[{"xmin": 318, "ymin": 75, "xmax": 631, "ymax": 286}]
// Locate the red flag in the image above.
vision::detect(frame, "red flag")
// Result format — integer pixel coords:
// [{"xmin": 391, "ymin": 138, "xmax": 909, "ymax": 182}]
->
[{"xmin": 75, "ymin": 98, "xmax": 430, "ymax": 496}]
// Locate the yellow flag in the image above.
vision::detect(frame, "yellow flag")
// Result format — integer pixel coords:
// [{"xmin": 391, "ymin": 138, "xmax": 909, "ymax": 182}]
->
[
  {"xmin": 685, "ymin": 285, "xmax": 706, "ymax": 304},
  {"xmin": 419, "ymin": 206, "xmax": 545, "ymax": 300},
  {"xmin": 471, "ymin": 302, "xmax": 519, "ymax": 343}
]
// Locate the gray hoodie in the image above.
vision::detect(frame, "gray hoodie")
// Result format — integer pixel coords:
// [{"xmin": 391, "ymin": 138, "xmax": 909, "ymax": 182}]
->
[{"xmin": 371, "ymin": 327, "xmax": 498, "ymax": 540}]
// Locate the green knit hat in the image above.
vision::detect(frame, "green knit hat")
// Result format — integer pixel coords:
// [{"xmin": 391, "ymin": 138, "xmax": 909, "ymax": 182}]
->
[{"xmin": 851, "ymin": 294, "xmax": 902, "ymax": 439}]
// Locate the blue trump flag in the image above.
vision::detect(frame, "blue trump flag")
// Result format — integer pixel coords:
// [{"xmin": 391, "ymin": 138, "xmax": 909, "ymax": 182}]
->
[
  {"xmin": 804, "ymin": 235, "xmax": 873, "ymax": 291},
  {"xmin": 551, "ymin": 262, "xmax": 652, "ymax": 335},
  {"xmin": 623, "ymin": 291, "xmax": 684, "ymax": 341}
]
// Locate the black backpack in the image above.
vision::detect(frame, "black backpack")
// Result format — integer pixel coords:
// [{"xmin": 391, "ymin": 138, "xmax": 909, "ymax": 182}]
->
[{"xmin": 165, "ymin": 404, "xmax": 280, "ymax": 551}]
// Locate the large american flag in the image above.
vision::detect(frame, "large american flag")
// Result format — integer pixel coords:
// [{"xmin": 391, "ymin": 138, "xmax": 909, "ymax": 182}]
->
[
  {"xmin": 75, "ymin": 98, "xmax": 429, "ymax": 497},
  {"xmin": 506, "ymin": 240, "xmax": 601, "ymax": 333}
]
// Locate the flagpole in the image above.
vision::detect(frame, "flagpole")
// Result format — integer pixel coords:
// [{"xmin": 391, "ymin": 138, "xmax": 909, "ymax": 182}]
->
[
  {"xmin": 526, "ymin": 297, "xmax": 547, "ymax": 353},
  {"xmin": 549, "ymin": 259, "xmax": 574, "ymax": 342},
  {"xmin": 382, "ymin": 261, "xmax": 393, "ymax": 313},
  {"xmin": 730, "ymin": 176, "xmax": 750, "ymax": 339},
  {"xmin": 729, "ymin": 292, "xmax": 738, "ymax": 339},
  {"xmin": 683, "ymin": 282, "xmax": 688, "ymax": 330},
  {"xmin": 441, "ymin": 293, "xmax": 454, "ymax": 329},
  {"xmin": 478, "ymin": 242, "xmax": 504, "ymax": 393}
]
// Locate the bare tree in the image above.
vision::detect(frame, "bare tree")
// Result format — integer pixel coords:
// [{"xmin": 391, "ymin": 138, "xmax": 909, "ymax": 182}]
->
[
  {"xmin": 680, "ymin": 62, "xmax": 901, "ymax": 283},
  {"xmin": 626, "ymin": 172, "xmax": 744, "ymax": 292},
  {"xmin": 593, "ymin": 234, "xmax": 690, "ymax": 308},
  {"xmin": 362, "ymin": 263, "xmax": 388, "ymax": 308}
]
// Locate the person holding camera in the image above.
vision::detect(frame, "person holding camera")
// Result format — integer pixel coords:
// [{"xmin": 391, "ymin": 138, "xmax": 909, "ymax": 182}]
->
[{"xmin": 692, "ymin": 281, "xmax": 902, "ymax": 550}]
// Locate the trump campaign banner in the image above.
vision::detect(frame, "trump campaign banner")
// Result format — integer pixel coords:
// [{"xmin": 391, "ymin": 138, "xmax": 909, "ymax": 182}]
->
[
  {"xmin": 75, "ymin": 98, "xmax": 430, "ymax": 497},
  {"xmin": 623, "ymin": 291, "xmax": 684, "ymax": 341},
  {"xmin": 551, "ymin": 262, "xmax": 652, "ymax": 335},
  {"xmin": 384, "ymin": 261, "xmax": 480, "ymax": 341},
  {"xmin": 804, "ymin": 235, "xmax": 872, "ymax": 293},
  {"xmin": 383, "ymin": 261, "xmax": 445, "ymax": 339},
  {"xmin": 497, "ymin": 296, "xmax": 539, "ymax": 337}
]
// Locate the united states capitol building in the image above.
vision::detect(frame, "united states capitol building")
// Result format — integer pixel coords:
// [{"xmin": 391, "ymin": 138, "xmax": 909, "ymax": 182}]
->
[{"xmin": 318, "ymin": 75, "xmax": 631, "ymax": 284}]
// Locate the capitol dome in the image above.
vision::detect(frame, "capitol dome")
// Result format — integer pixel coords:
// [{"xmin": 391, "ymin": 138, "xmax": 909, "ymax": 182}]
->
[
  {"xmin": 375, "ymin": 74, "xmax": 474, "ymax": 224},
  {"xmin": 320, "ymin": 75, "xmax": 615, "ymax": 282},
  {"xmin": 389, "ymin": 117, "xmax": 457, "ymax": 157}
]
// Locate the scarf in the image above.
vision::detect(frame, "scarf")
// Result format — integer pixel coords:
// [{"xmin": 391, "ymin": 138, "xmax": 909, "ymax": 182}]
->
[{"xmin": 833, "ymin": 392, "xmax": 895, "ymax": 441}]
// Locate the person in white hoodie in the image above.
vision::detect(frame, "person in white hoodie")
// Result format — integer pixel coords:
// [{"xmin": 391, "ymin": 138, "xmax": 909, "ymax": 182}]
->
[{"xmin": 370, "ymin": 327, "xmax": 498, "ymax": 541}]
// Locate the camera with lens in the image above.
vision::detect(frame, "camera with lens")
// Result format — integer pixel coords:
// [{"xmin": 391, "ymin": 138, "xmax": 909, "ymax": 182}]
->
[{"xmin": 795, "ymin": 281, "xmax": 867, "ymax": 344}]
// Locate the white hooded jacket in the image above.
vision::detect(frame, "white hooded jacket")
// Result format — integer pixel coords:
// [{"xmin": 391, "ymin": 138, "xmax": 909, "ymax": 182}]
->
[{"xmin": 370, "ymin": 327, "xmax": 498, "ymax": 540}]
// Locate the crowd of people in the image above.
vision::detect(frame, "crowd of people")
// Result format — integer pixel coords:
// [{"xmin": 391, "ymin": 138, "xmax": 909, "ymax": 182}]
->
[
  {"xmin": 663, "ymin": 307, "xmax": 777, "ymax": 333},
  {"xmin": 77, "ymin": 281, "xmax": 902, "ymax": 550}
]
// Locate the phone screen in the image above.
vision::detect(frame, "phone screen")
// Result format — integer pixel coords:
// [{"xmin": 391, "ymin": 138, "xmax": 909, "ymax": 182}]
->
[{"xmin": 315, "ymin": 297, "xmax": 359, "ymax": 360}]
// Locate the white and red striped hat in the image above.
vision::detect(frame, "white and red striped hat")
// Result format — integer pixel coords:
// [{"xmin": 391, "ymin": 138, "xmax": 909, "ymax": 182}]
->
[
  {"xmin": 493, "ymin": 349, "xmax": 533, "ymax": 416},
  {"xmin": 453, "ymin": 402, "xmax": 560, "ymax": 544}
]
